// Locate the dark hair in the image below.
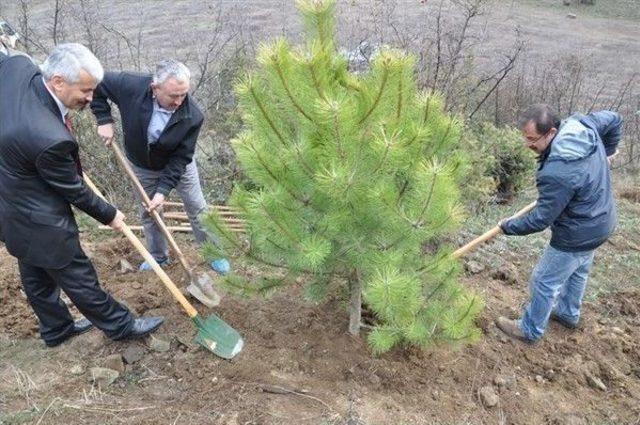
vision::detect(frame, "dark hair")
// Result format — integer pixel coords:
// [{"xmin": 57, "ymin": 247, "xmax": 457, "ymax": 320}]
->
[{"xmin": 518, "ymin": 104, "xmax": 560, "ymax": 134}]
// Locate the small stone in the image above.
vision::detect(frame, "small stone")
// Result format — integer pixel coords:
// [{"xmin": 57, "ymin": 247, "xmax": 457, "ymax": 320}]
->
[
  {"xmin": 586, "ymin": 374, "xmax": 607, "ymax": 391},
  {"xmin": 479, "ymin": 386, "xmax": 499, "ymax": 408},
  {"xmin": 368, "ymin": 373, "xmax": 382, "ymax": 387},
  {"xmin": 535, "ymin": 375, "xmax": 544, "ymax": 383},
  {"xmin": 544, "ymin": 369, "xmax": 556, "ymax": 380},
  {"xmin": 176, "ymin": 334, "xmax": 198, "ymax": 351},
  {"xmin": 118, "ymin": 259, "xmax": 135, "ymax": 274},
  {"xmin": 465, "ymin": 260, "xmax": 485, "ymax": 274},
  {"xmin": 70, "ymin": 364, "xmax": 85, "ymax": 376},
  {"xmin": 103, "ymin": 354, "xmax": 125, "ymax": 373},
  {"xmin": 611, "ymin": 327, "xmax": 625, "ymax": 335},
  {"xmin": 123, "ymin": 345, "xmax": 145, "ymax": 364},
  {"xmin": 89, "ymin": 367, "xmax": 119, "ymax": 387},
  {"xmin": 556, "ymin": 413, "xmax": 587, "ymax": 425},
  {"xmin": 493, "ymin": 376, "xmax": 507, "ymax": 387},
  {"xmin": 148, "ymin": 335, "xmax": 171, "ymax": 352}
]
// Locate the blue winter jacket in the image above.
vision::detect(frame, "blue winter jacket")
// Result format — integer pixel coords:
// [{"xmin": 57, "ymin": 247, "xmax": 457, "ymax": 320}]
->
[{"xmin": 501, "ymin": 111, "xmax": 623, "ymax": 252}]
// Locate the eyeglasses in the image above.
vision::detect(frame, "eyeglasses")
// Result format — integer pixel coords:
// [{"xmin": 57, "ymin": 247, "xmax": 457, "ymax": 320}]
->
[{"xmin": 524, "ymin": 131, "xmax": 549, "ymax": 144}]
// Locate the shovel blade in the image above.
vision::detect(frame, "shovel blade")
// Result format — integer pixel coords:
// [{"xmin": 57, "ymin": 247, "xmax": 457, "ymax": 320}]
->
[
  {"xmin": 193, "ymin": 314, "xmax": 243, "ymax": 359},
  {"xmin": 185, "ymin": 271, "xmax": 221, "ymax": 308},
  {"xmin": 186, "ymin": 282, "xmax": 221, "ymax": 308}
]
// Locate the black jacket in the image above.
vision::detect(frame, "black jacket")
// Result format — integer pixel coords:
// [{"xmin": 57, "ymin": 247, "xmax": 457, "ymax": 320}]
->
[
  {"xmin": 0, "ymin": 53, "xmax": 117, "ymax": 269},
  {"xmin": 90, "ymin": 72, "xmax": 204, "ymax": 195}
]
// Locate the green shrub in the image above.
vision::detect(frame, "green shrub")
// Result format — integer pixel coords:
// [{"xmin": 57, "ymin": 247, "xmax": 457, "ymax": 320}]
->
[{"xmin": 456, "ymin": 123, "xmax": 535, "ymax": 210}]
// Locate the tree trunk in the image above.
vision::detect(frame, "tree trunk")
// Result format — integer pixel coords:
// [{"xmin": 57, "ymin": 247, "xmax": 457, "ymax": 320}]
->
[{"xmin": 348, "ymin": 272, "xmax": 362, "ymax": 336}]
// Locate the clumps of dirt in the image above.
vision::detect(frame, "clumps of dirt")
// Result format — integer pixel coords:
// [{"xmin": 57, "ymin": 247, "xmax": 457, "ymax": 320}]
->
[
  {"xmin": 619, "ymin": 186, "xmax": 640, "ymax": 203},
  {"xmin": 0, "ymin": 252, "xmax": 38, "ymax": 337},
  {"xmin": 1, "ymin": 237, "xmax": 640, "ymax": 424}
]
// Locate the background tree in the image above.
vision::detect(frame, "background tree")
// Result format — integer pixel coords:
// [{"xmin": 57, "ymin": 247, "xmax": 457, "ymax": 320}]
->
[{"xmin": 203, "ymin": 0, "xmax": 482, "ymax": 353}]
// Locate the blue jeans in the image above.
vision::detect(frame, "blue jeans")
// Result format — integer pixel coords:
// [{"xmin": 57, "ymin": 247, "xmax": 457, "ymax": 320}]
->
[{"xmin": 519, "ymin": 245, "xmax": 595, "ymax": 341}]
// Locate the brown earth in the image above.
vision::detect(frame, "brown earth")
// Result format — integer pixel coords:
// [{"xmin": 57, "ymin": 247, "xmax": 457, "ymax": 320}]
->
[{"xmin": 1, "ymin": 226, "xmax": 639, "ymax": 425}]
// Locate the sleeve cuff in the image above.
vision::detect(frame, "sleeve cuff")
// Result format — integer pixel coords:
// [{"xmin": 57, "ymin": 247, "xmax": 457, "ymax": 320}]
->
[
  {"xmin": 98, "ymin": 204, "xmax": 118, "ymax": 225},
  {"xmin": 96, "ymin": 116, "xmax": 115, "ymax": 126},
  {"xmin": 156, "ymin": 185, "xmax": 172, "ymax": 196}
]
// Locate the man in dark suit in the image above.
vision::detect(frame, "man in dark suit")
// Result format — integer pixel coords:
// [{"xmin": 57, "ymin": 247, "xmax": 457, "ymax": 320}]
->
[
  {"xmin": 0, "ymin": 43, "xmax": 164, "ymax": 347},
  {"xmin": 90, "ymin": 60, "xmax": 229, "ymax": 274}
]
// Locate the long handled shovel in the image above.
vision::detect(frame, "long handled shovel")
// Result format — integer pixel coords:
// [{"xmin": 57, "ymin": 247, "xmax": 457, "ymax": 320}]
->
[
  {"xmin": 453, "ymin": 201, "xmax": 537, "ymax": 258},
  {"xmin": 108, "ymin": 141, "xmax": 220, "ymax": 308},
  {"xmin": 83, "ymin": 173, "xmax": 243, "ymax": 359}
]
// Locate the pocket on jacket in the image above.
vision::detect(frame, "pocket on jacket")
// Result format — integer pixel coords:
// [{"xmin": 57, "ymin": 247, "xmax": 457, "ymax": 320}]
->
[
  {"xmin": 24, "ymin": 211, "xmax": 76, "ymax": 269},
  {"xmin": 0, "ymin": 212, "xmax": 32, "ymax": 259},
  {"xmin": 30, "ymin": 211, "xmax": 68, "ymax": 227}
]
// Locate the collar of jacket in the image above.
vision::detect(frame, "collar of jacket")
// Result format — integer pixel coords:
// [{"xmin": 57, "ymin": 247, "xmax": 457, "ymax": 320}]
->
[
  {"xmin": 142, "ymin": 86, "xmax": 192, "ymax": 124},
  {"xmin": 537, "ymin": 137, "xmax": 554, "ymax": 170},
  {"xmin": 34, "ymin": 76, "xmax": 66, "ymax": 124}
]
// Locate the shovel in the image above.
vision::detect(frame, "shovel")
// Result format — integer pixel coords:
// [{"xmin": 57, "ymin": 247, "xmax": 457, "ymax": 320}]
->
[
  {"xmin": 108, "ymin": 141, "xmax": 220, "ymax": 308},
  {"xmin": 83, "ymin": 173, "xmax": 243, "ymax": 359},
  {"xmin": 453, "ymin": 201, "xmax": 537, "ymax": 258}
]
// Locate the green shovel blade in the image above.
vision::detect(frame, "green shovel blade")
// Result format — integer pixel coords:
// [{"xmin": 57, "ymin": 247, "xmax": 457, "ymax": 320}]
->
[{"xmin": 193, "ymin": 314, "xmax": 243, "ymax": 359}]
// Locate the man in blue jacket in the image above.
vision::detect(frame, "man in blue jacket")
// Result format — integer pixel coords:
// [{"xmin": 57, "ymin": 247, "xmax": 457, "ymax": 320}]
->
[{"xmin": 496, "ymin": 104, "xmax": 622, "ymax": 343}]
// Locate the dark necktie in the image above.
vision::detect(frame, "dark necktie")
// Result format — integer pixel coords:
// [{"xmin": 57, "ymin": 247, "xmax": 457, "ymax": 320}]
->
[{"xmin": 64, "ymin": 114, "xmax": 83, "ymax": 176}]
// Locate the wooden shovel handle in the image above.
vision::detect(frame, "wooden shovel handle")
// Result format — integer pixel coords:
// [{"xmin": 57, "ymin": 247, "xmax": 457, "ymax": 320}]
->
[
  {"xmin": 452, "ymin": 201, "xmax": 537, "ymax": 258},
  {"xmin": 83, "ymin": 173, "xmax": 198, "ymax": 318},
  {"xmin": 110, "ymin": 142, "xmax": 194, "ymax": 278}
]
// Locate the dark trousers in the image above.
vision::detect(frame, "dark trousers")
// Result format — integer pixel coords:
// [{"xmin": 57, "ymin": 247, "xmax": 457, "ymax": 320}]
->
[{"xmin": 18, "ymin": 245, "xmax": 133, "ymax": 344}]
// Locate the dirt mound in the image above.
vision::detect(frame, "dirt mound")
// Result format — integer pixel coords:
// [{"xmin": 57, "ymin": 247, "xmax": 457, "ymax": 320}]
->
[{"xmin": 1, "ymin": 237, "xmax": 639, "ymax": 424}]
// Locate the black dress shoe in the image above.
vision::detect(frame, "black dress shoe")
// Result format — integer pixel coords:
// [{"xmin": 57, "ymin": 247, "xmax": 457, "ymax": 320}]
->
[
  {"xmin": 120, "ymin": 316, "xmax": 164, "ymax": 340},
  {"xmin": 44, "ymin": 318, "xmax": 94, "ymax": 347}
]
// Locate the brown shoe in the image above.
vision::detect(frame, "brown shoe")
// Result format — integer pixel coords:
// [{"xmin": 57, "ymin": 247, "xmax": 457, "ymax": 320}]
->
[{"xmin": 496, "ymin": 316, "xmax": 533, "ymax": 343}]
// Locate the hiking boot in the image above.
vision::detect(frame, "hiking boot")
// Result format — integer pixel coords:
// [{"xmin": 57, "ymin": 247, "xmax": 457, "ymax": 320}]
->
[
  {"xmin": 496, "ymin": 316, "xmax": 534, "ymax": 343},
  {"xmin": 550, "ymin": 312, "xmax": 578, "ymax": 330}
]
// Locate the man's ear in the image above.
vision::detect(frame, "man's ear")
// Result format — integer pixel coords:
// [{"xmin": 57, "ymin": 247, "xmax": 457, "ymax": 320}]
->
[{"xmin": 50, "ymin": 74, "xmax": 66, "ymax": 91}]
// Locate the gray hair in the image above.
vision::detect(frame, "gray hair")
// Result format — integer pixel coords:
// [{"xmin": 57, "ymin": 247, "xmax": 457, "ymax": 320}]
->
[
  {"xmin": 40, "ymin": 43, "xmax": 104, "ymax": 83},
  {"xmin": 152, "ymin": 59, "xmax": 191, "ymax": 85}
]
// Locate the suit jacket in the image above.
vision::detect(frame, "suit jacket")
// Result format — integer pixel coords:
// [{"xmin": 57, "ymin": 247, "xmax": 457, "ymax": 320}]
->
[
  {"xmin": 0, "ymin": 53, "xmax": 117, "ymax": 269},
  {"xmin": 90, "ymin": 72, "xmax": 205, "ymax": 196}
]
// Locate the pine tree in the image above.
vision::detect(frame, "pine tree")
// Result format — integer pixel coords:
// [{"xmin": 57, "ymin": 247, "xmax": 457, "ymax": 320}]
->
[{"xmin": 203, "ymin": 0, "xmax": 483, "ymax": 353}]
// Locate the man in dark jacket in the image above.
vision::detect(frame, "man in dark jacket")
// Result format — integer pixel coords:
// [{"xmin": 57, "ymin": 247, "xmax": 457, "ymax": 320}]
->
[
  {"xmin": 90, "ymin": 60, "xmax": 229, "ymax": 273},
  {"xmin": 0, "ymin": 43, "xmax": 163, "ymax": 347},
  {"xmin": 496, "ymin": 104, "xmax": 622, "ymax": 343}
]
